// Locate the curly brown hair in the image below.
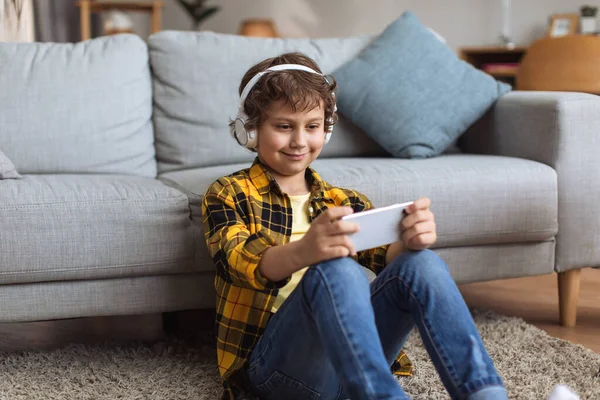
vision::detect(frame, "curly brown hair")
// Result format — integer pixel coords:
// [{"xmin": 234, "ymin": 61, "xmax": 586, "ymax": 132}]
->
[{"xmin": 230, "ymin": 52, "xmax": 338, "ymax": 152}]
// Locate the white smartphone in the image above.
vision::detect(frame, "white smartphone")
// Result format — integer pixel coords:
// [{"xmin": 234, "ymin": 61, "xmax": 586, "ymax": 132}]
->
[{"xmin": 341, "ymin": 201, "xmax": 414, "ymax": 252}]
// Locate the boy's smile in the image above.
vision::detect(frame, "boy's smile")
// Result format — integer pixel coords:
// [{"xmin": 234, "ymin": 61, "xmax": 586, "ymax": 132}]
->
[
  {"xmin": 256, "ymin": 100, "xmax": 326, "ymax": 194},
  {"xmin": 282, "ymin": 152, "xmax": 306, "ymax": 160}
]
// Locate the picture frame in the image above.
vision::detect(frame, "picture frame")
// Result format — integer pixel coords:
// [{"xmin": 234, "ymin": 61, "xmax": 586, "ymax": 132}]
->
[{"xmin": 547, "ymin": 13, "xmax": 580, "ymax": 37}]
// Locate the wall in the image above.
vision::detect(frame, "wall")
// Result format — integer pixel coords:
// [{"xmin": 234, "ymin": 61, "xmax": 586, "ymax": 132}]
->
[{"xmin": 131, "ymin": 0, "xmax": 600, "ymax": 50}]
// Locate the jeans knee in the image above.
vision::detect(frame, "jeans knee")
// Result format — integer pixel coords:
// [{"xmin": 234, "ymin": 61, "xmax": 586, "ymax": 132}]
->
[
  {"xmin": 305, "ymin": 257, "xmax": 369, "ymax": 287},
  {"xmin": 392, "ymin": 249, "xmax": 449, "ymax": 279},
  {"xmin": 301, "ymin": 258, "xmax": 370, "ymax": 306}
]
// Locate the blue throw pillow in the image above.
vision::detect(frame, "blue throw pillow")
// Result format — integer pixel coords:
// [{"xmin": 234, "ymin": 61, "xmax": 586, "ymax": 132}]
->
[{"xmin": 333, "ymin": 11, "xmax": 511, "ymax": 158}]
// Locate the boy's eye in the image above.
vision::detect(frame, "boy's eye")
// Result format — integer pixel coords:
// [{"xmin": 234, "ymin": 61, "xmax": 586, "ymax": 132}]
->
[
  {"xmin": 308, "ymin": 124, "xmax": 320, "ymax": 130},
  {"xmin": 276, "ymin": 124, "xmax": 291, "ymax": 130}
]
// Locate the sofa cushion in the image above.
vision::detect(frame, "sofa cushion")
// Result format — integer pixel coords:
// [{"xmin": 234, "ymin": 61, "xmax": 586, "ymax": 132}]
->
[
  {"xmin": 159, "ymin": 155, "xmax": 557, "ymax": 271},
  {"xmin": 0, "ymin": 149, "xmax": 21, "ymax": 179},
  {"xmin": 148, "ymin": 30, "xmax": 392, "ymax": 173},
  {"xmin": 0, "ymin": 34, "xmax": 156, "ymax": 176},
  {"xmin": 0, "ymin": 175, "xmax": 195, "ymax": 285},
  {"xmin": 313, "ymin": 156, "xmax": 557, "ymax": 247},
  {"xmin": 333, "ymin": 11, "xmax": 511, "ymax": 159}
]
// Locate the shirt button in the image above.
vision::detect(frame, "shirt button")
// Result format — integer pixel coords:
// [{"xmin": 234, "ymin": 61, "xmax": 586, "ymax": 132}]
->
[{"xmin": 308, "ymin": 206, "xmax": 314, "ymax": 213}]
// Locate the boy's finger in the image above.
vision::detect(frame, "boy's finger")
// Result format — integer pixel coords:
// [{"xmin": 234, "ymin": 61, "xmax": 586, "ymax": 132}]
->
[
  {"xmin": 413, "ymin": 197, "xmax": 431, "ymax": 210},
  {"xmin": 402, "ymin": 221, "xmax": 435, "ymax": 243},
  {"xmin": 401, "ymin": 210, "xmax": 433, "ymax": 231},
  {"xmin": 329, "ymin": 220, "xmax": 359, "ymax": 235},
  {"xmin": 407, "ymin": 232, "xmax": 437, "ymax": 248},
  {"xmin": 405, "ymin": 198, "xmax": 430, "ymax": 214},
  {"xmin": 343, "ymin": 235, "xmax": 357, "ymax": 256},
  {"xmin": 321, "ymin": 206, "xmax": 354, "ymax": 222},
  {"xmin": 402, "ymin": 225, "xmax": 424, "ymax": 242},
  {"xmin": 326, "ymin": 235, "xmax": 356, "ymax": 255}
]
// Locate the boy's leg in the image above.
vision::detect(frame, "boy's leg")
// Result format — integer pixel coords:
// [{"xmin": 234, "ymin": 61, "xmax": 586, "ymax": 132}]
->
[
  {"xmin": 370, "ymin": 249, "xmax": 508, "ymax": 400},
  {"xmin": 245, "ymin": 257, "xmax": 407, "ymax": 400}
]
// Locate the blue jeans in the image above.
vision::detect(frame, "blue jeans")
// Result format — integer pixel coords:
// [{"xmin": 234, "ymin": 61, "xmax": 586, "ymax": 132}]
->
[{"xmin": 245, "ymin": 250, "xmax": 507, "ymax": 399}]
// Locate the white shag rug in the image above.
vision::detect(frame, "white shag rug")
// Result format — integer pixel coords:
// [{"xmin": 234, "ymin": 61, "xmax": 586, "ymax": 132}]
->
[{"xmin": 0, "ymin": 310, "xmax": 598, "ymax": 399}]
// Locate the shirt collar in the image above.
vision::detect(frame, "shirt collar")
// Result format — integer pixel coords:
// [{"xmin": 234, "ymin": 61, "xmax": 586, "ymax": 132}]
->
[{"xmin": 249, "ymin": 156, "xmax": 331, "ymax": 199}]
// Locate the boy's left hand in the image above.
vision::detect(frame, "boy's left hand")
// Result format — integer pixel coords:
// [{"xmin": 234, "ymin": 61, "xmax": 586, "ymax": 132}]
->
[{"xmin": 401, "ymin": 197, "xmax": 437, "ymax": 250}]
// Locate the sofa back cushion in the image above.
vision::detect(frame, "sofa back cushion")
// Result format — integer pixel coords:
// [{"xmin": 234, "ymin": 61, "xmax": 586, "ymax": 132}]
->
[
  {"xmin": 149, "ymin": 31, "xmax": 390, "ymax": 173},
  {"xmin": 334, "ymin": 11, "xmax": 511, "ymax": 159},
  {"xmin": 0, "ymin": 34, "xmax": 156, "ymax": 176},
  {"xmin": 0, "ymin": 149, "xmax": 21, "ymax": 179}
]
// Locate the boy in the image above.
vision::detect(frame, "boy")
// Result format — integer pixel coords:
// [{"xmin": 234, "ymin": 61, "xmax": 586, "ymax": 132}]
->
[{"xmin": 202, "ymin": 52, "xmax": 507, "ymax": 399}]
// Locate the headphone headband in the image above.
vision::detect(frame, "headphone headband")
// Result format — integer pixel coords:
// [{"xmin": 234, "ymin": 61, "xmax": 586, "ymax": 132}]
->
[{"xmin": 238, "ymin": 64, "xmax": 327, "ymax": 111}]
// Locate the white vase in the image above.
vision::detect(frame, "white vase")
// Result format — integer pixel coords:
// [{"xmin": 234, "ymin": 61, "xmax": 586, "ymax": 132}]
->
[
  {"xmin": 581, "ymin": 16, "xmax": 597, "ymax": 34},
  {"xmin": 103, "ymin": 11, "xmax": 134, "ymax": 36}
]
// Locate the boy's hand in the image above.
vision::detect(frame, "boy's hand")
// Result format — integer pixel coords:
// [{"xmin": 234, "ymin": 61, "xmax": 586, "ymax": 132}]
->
[
  {"xmin": 295, "ymin": 206, "xmax": 359, "ymax": 266},
  {"xmin": 401, "ymin": 197, "xmax": 437, "ymax": 250}
]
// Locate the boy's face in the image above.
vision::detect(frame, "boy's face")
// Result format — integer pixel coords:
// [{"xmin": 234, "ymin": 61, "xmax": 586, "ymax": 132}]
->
[{"xmin": 256, "ymin": 100, "xmax": 326, "ymax": 188}]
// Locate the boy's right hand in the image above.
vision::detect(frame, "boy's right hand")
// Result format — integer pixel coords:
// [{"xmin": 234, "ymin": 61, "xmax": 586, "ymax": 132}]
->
[{"xmin": 294, "ymin": 206, "xmax": 359, "ymax": 266}]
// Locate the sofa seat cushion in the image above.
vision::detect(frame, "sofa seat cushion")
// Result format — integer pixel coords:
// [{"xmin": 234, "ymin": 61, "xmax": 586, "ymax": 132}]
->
[
  {"xmin": 159, "ymin": 154, "xmax": 557, "ymax": 272},
  {"xmin": 0, "ymin": 175, "xmax": 195, "ymax": 285}
]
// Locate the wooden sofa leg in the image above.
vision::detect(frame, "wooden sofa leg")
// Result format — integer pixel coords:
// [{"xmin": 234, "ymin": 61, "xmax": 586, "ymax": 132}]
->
[{"xmin": 557, "ymin": 269, "xmax": 582, "ymax": 327}]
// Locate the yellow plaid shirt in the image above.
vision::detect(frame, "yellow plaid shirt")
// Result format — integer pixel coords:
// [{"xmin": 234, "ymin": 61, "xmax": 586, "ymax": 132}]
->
[{"xmin": 202, "ymin": 157, "xmax": 413, "ymax": 398}]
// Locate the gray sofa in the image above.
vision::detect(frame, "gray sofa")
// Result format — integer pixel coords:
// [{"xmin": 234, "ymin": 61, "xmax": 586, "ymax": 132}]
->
[{"xmin": 0, "ymin": 32, "xmax": 598, "ymax": 328}]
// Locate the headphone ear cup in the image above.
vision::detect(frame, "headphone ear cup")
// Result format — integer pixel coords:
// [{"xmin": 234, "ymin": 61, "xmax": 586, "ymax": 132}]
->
[
  {"xmin": 246, "ymin": 128, "xmax": 258, "ymax": 149},
  {"xmin": 232, "ymin": 111, "xmax": 258, "ymax": 150},
  {"xmin": 232, "ymin": 116, "xmax": 249, "ymax": 147},
  {"xmin": 324, "ymin": 118, "xmax": 334, "ymax": 144}
]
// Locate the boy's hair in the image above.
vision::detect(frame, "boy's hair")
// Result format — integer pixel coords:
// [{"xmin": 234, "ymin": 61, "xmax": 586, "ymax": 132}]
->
[{"xmin": 230, "ymin": 52, "xmax": 338, "ymax": 152}]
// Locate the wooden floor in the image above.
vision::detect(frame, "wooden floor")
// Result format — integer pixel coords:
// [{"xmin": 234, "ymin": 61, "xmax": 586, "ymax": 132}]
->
[{"xmin": 459, "ymin": 267, "xmax": 600, "ymax": 353}]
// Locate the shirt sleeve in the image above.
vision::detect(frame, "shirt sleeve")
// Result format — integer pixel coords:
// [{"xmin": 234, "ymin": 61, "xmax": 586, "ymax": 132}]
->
[
  {"xmin": 202, "ymin": 178, "xmax": 290, "ymax": 290},
  {"xmin": 346, "ymin": 189, "xmax": 390, "ymax": 276}
]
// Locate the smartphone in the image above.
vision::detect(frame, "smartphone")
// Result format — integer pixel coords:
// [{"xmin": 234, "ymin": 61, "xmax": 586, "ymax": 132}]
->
[{"xmin": 341, "ymin": 201, "xmax": 414, "ymax": 252}]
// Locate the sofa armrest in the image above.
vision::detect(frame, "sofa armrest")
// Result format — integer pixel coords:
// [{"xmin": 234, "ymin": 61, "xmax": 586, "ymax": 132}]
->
[{"xmin": 460, "ymin": 91, "xmax": 600, "ymax": 272}]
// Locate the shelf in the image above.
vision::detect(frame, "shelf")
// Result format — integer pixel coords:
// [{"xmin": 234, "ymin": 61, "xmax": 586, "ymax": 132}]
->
[
  {"xmin": 459, "ymin": 46, "xmax": 527, "ymax": 85},
  {"xmin": 481, "ymin": 63, "xmax": 519, "ymax": 78},
  {"xmin": 77, "ymin": 0, "xmax": 164, "ymax": 41},
  {"xmin": 459, "ymin": 46, "xmax": 528, "ymax": 54},
  {"xmin": 488, "ymin": 70, "xmax": 518, "ymax": 78},
  {"xmin": 77, "ymin": 1, "xmax": 164, "ymax": 12}
]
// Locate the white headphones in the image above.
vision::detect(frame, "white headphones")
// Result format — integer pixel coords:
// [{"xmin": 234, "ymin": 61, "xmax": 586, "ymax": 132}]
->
[{"xmin": 231, "ymin": 64, "xmax": 337, "ymax": 150}]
